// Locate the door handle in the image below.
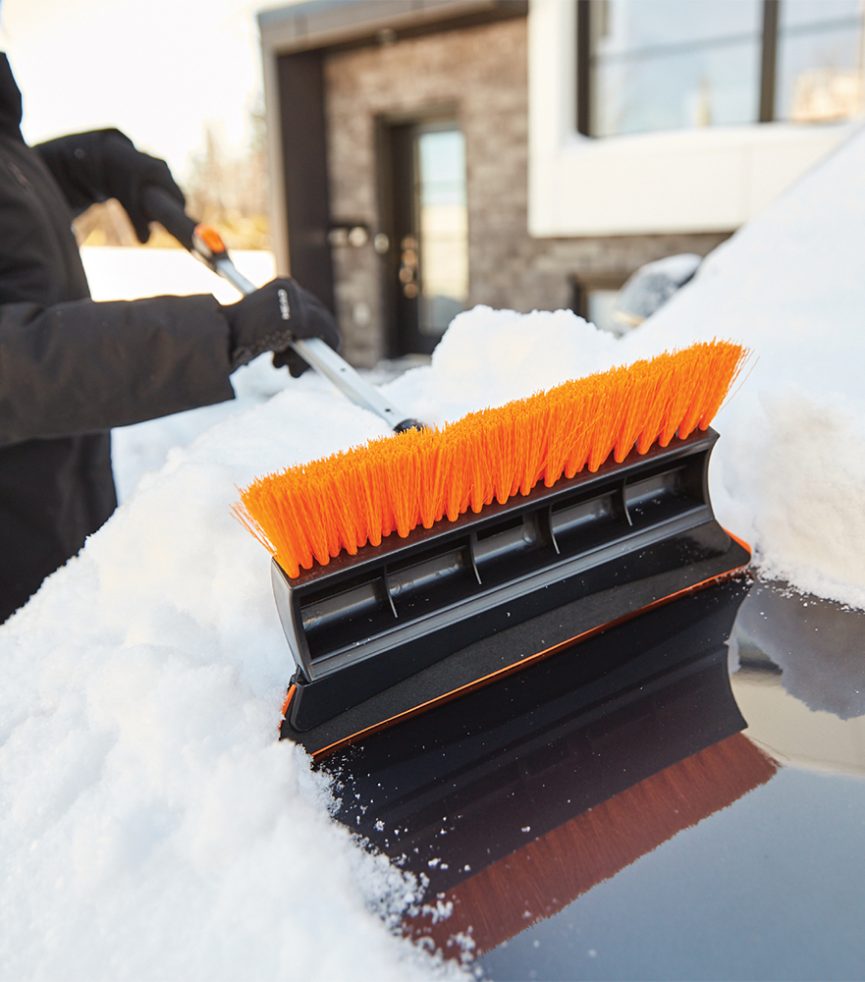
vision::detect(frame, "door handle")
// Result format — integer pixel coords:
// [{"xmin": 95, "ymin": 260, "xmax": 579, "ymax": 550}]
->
[{"xmin": 399, "ymin": 235, "xmax": 419, "ymax": 299}]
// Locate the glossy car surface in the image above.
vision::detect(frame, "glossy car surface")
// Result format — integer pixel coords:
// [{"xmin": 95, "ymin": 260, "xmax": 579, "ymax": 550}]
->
[{"xmin": 326, "ymin": 577, "xmax": 865, "ymax": 980}]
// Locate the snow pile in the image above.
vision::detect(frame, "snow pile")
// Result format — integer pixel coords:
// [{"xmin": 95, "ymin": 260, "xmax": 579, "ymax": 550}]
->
[
  {"xmin": 427, "ymin": 307, "xmax": 619, "ymax": 420},
  {"xmin": 0, "ymin": 381, "xmax": 462, "ymax": 980},
  {"xmin": 410, "ymin": 124, "xmax": 865, "ymax": 608},
  {"xmin": 622, "ymin": 127, "xmax": 865, "ymax": 608},
  {"xmin": 3, "ymin": 123, "xmax": 865, "ymax": 982}
]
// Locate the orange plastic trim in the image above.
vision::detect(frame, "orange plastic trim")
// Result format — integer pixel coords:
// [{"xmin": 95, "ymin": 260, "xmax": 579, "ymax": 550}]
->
[
  {"xmin": 280, "ymin": 683, "xmax": 297, "ymax": 720},
  {"xmin": 725, "ymin": 527, "xmax": 752, "ymax": 555},
  {"xmin": 195, "ymin": 223, "xmax": 228, "ymax": 256}
]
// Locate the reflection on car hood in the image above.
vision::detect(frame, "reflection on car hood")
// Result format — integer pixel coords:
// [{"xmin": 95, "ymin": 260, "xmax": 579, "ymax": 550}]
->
[{"xmin": 326, "ymin": 578, "xmax": 865, "ymax": 979}]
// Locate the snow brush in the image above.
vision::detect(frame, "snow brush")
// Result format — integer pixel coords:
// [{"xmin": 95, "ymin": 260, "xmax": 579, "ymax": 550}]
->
[
  {"xmin": 143, "ymin": 188, "xmax": 751, "ymax": 761},
  {"xmin": 141, "ymin": 187, "xmax": 423, "ymax": 434}
]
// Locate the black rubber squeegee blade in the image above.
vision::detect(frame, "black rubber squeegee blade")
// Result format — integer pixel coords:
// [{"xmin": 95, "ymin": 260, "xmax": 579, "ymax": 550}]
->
[{"xmin": 273, "ymin": 428, "xmax": 750, "ymax": 757}]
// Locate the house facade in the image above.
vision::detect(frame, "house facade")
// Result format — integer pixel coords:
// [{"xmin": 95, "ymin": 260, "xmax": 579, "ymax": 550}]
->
[{"xmin": 258, "ymin": 0, "xmax": 864, "ymax": 365}]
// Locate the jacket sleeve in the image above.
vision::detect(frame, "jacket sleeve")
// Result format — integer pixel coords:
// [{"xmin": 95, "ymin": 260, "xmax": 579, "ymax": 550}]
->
[{"xmin": 0, "ymin": 293, "xmax": 236, "ymax": 447}]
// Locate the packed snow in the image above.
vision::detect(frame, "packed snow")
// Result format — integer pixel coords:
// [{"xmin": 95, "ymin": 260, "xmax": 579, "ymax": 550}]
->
[
  {"xmin": 3, "ymin": 127, "xmax": 865, "ymax": 980},
  {"xmin": 1, "ymin": 249, "xmax": 462, "ymax": 981}
]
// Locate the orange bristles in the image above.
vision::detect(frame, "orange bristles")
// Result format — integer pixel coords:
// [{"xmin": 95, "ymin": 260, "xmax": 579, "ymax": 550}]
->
[{"xmin": 236, "ymin": 341, "xmax": 746, "ymax": 578}]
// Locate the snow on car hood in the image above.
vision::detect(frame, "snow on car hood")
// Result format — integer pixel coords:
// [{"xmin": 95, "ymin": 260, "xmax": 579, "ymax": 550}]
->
[
  {"xmin": 3, "ymin": 127, "xmax": 865, "ymax": 982},
  {"xmin": 624, "ymin": 124, "xmax": 865, "ymax": 609}
]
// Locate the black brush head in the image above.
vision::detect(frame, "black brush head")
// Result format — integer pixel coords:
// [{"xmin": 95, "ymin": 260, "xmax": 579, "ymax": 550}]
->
[{"xmin": 274, "ymin": 430, "xmax": 751, "ymax": 757}]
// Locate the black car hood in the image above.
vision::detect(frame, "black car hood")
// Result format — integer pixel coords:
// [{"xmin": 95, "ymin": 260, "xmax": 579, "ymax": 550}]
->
[{"xmin": 326, "ymin": 577, "xmax": 865, "ymax": 980}]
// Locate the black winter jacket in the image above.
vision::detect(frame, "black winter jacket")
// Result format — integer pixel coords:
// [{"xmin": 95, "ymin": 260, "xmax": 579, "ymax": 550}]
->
[{"xmin": 0, "ymin": 54, "xmax": 235, "ymax": 622}]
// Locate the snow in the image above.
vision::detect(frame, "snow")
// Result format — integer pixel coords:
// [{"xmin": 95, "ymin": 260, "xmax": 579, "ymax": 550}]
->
[
  {"xmin": 411, "ymin": 123, "xmax": 865, "ymax": 609},
  {"xmin": 622, "ymin": 127, "xmax": 865, "ymax": 609},
  {"xmin": 0, "ymin": 376, "xmax": 461, "ymax": 981},
  {"xmin": 1, "ymin": 248, "xmax": 463, "ymax": 982},
  {"xmin": 3, "ymin": 127, "xmax": 865, "ymax": 979}
]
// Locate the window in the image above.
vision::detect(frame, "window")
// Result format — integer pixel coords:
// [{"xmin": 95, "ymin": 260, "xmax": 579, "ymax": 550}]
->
[
  {"xmin": 586, "ymin": 288, "xmax": 623, "ymax": 334},
  {"xmin": 416, "ymin": 128, "xmax": 469, "ymax": 337},
  {"xmin": 775, "ymin": 1, "xmax": 865, "ymax": 122},
  {"xmin": 579, "ymin": 0, "xmax": 865, "ymax": 137},
  {"xmin": 588, "ymin": 0, "xmax": 763, "ymax": 137},
  {"xmin": 570, "ymin": 276, "xmax": 626, "ymax": 335},
  {"xmin": 529, "ymin": 0, "xmax": 860, "ymax": 237}
]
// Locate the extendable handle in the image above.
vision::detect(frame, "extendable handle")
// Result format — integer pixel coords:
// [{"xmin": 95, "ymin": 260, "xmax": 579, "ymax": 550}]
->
[{"xmin": 142, "ymin": 186, "xmax": 422, "ymax": 432}]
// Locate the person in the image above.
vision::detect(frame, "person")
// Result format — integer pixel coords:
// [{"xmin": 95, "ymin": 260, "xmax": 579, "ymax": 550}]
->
[{"xmin": 0, "ymin": 52, "xmax": 340, "ymax": 623}]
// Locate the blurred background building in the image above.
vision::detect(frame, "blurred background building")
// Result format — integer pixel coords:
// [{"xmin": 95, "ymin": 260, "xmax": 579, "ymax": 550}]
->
[{"xmin": 258, "ymin": 0, "xmax": 865, "ymax": 365}]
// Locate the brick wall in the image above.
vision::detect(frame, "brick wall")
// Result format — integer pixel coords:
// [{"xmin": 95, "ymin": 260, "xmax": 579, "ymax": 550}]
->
[{"xmin": 324, "ymin": 17, "xmax": 728, "ymax": 366}]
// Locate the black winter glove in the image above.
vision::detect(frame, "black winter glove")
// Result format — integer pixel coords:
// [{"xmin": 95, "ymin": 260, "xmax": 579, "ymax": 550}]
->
[
  {"xmin": 224, "ymin": 278, "xmax": 341, "ymax": 377},
  {"xmin": 35, "ymin": 128, "xmax": 184, "ymax": 242}
]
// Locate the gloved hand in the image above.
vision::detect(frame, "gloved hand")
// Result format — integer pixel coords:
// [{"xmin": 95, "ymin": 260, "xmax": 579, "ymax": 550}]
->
[
  {"xmin": 224, "ymin": 278, "xmax": 341, "ymax": 377},
  {"xmin": 35, "ymin": 128, "xmax": 184, "ymax": 243},
  {"xmin": 96, "ymin": 130, "xmax": 185, "ymax": 243}
]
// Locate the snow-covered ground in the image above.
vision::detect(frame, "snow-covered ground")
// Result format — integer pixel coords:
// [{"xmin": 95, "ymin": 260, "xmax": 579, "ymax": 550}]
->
[{"xmin": 3, "ymin": 126, "xmax": 865, "ymax": 980}]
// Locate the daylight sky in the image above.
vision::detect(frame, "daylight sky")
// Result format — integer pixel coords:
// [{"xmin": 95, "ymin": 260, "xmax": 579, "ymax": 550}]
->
[{"xmin": 0, "ymin": 0, "xmax": 288, "ymax": 180}]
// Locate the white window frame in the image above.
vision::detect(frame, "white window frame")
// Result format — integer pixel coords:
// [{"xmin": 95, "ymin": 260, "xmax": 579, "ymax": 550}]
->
[{"xmin": 528, "ymin": 0, "xmax": 858, "ymax": 238}]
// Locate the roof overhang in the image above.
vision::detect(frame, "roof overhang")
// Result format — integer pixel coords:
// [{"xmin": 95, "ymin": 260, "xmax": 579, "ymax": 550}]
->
[{"xmin": 258, "ymin": 0, "xmax": 527, "ymax": 55}]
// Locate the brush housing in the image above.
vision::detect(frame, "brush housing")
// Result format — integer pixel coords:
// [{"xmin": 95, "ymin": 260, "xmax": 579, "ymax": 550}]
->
[{"xmin": 273, "ymin": 428, "xmax": 751, "ymax": 754}]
